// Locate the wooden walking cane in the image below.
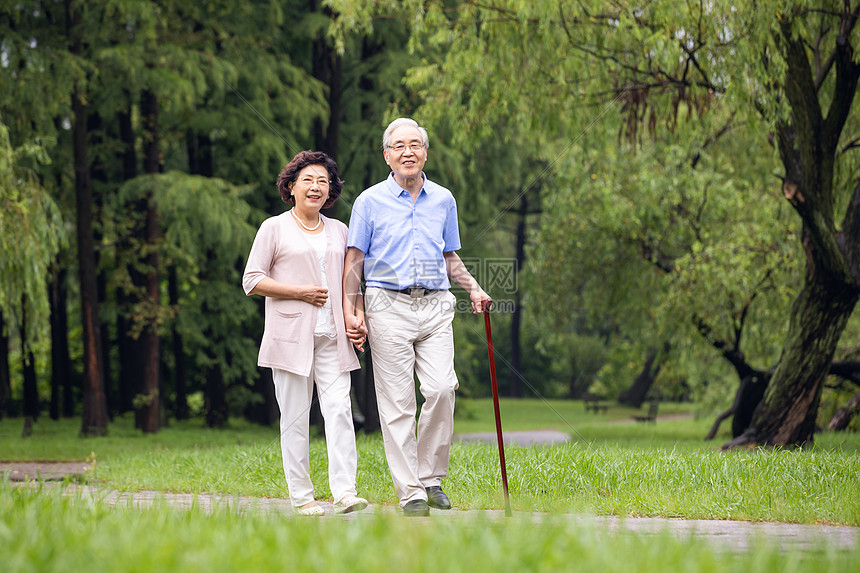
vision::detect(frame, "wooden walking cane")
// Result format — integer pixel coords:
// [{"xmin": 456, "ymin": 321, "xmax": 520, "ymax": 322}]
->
[{"xmin": 484, "ymin": 306, "xmax": 512, "ymax": 517}]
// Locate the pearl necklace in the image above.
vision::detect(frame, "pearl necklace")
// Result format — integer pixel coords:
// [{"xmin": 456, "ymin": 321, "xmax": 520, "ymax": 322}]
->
[{"xmin": 291, "ymin": 208, "xmax": 322, "ymax": 231}]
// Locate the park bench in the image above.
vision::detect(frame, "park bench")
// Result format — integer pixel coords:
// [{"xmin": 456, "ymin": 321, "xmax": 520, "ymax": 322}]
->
[
  {"xmin": 583, "ymin": 397, "xmax": 609, "ymax": 414},
  {"xmin": 633, "ymin": 401, "xmax": 659, "ymax": 423}
]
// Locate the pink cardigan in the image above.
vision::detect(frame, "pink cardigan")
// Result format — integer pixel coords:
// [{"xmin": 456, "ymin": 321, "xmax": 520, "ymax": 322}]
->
[{"xmin": 242, "ymin": 211, "xmax": 360, "ymax": 376}]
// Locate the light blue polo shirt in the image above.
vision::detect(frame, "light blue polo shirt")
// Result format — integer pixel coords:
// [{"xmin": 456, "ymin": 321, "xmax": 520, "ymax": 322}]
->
[{"xmin": 347, "ymin": 173, "xmax": 461, "ymax": 290}]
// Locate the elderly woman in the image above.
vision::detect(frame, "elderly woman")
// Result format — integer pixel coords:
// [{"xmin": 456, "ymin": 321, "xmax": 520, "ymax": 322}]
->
[{"xmin": 242, "ymin": 150, "xmax": 367, "ymax": 516}]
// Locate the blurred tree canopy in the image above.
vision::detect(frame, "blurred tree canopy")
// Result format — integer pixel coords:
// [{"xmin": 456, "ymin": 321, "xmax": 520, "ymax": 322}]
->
[
  {"xmin": 2, "ymin": 0, "xmax": 859, "ymax": 443},
  {"xmin": 331, "ymin": 0, "xmax": 860, "ymax": 445}
]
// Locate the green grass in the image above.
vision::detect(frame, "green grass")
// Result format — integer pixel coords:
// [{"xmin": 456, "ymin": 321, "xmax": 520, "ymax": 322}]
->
[
  {"xmin": 2, "ymin": 402, "xmax": 859, "ymax": 572},
  {"xmin": 2, "ymin": 399, "xmax": 860, "ymax": 525},
  {"xmin": 1, "ymin": 486, "xmax": 857, "ymax": 573}
]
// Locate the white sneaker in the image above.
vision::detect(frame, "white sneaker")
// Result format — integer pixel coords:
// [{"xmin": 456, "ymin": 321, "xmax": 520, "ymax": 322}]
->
[
  {"xmin": 333, "ymin": 495, "xmax": 368, "ymax": 514},
  {"xmin": 297, "ymin": 502, "xmax": 325, "ymax": 517}
]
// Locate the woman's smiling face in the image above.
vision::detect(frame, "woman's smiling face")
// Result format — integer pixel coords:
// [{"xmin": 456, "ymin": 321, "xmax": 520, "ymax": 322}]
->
[{"xmin": 289, "ymin": 164, "xmax": 330, "ymax": 211}]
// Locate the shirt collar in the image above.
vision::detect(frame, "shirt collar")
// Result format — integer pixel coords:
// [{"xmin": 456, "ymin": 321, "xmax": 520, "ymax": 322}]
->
[{"xmin": 386, "ymin": 172, "xmax": 431, "ymax": 197}]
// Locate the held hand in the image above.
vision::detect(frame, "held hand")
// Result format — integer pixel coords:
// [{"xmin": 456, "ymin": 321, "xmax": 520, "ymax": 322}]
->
[
  {"xmin": 345, "ymin": 314, "xmax": 368, "ymax": 351},
  {"xmin": 471, "ymin": 288, "xmax": 492, "ymax": 314},
  {"xmin": 301, "ymin": 286, "xmax": 329, "ymax": 306}
]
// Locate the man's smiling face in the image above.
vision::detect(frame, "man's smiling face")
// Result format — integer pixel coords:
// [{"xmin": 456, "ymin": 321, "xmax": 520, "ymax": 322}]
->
[{"xmin": 384, "ymin": 125, "xmax": 426, "ymax": 179}]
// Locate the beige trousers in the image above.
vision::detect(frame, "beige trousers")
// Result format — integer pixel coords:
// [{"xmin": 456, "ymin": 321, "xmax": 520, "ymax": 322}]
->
[
  {"xmin": 272, "ymin": 335, "xmax": 358, "ymax": 508},
  {"xmin": 364, "ymin": 287, "xmax": 459, "ymax": 506}
]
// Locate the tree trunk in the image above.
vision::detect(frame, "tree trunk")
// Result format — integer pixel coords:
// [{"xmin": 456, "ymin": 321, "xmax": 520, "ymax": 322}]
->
[
  {"xmin": 827, "ymin": 391, "xmax": 860, "ymax": 431},
  {"xmin": 117, "ymin": 291, "xmax": 142, "ymax": 415},
  {"xmin": 204, "ymin": 347, "xmax": 228, "ymax": 428},
  {"xmin": 245, "ymin": 297, "xmax": 276, "ymax": 426},
  {"xmin": 70, "ymin": 86, "xmax": 108, "ymax": 435},
  {"xmin": 116, "ymin": 96, "xmax": 139, "ymax": 415},
  {"xmin": 246, "ymin": 366, "xmax": 278, "ymax": 426},
  {"xmin": 353, "ymin": 350, "xmax": 379, "ymax": 434},
  {"xmin": 200, "ymin": 253, "xmax": 228, "ymax": 429},
  {"xmin": 509, "ymin": 194, "xmax": 527, "ymax": 398},
  {"xmin": 22, "ymin": 348, "xmax": 38, "ymax": 423},
  {"xmin": 312, "ymin": 1, "xmax": 342, "ymax": 160},
  {"xmin": 312, "ymin": 0, "xmax": 342, "ymax": 222},
  {"xmin": 705, "ymin": 405, "xmax": 734, "ymax": 441},
  {"xmin": 134, "ymin": 87, "xmax": 161, "ymax": 434},
  {"xmin": 49, "ymin": 287, "xmax": 61, "ymax": 421},
  {"xmin": 49, "ymin": 264, "xmax": 71, "ymax": 420},
  {"xmin": 89, "ymin": 109, "xmax": 114, "ymax": 419},
  {"xmin": 704, "ymin": 370, "xmax": 772, "ymax": 440},
  {"xmin": 730, "ymin": 373, "xmax": 769, "ymax": 438},
  {"xmin": 695, "ymin": 311, "xmax": 772, "ymax": 440},
  {"xmin": 96, "ymin": 270, "xmax": 113, "ymax": 418},
  {"xmin": 67, "ymin": 0, "xmax": 108, "ymax": 436},
  {"xmin": 187, "ymin": 130, "xmax": 213, "ymax": 179},
  {"xmin": 58, "ymin": 273, "xmax": 74, "ymax": 418},
  {"xmin": 119, "ymin": 92, "xmax": 138, "ymax": 179},
  {"xmin": 725, "ymin": 280, "xmax": 858, "ymax": 448},
  {"xmin": 21, "ymin": 295, "xmax": 39, "ymax": 435},
  {"xmin": 168, "ymin": 266, "xmax": 189, "ymax": 420},
  {"xmin": 618, "ymin": 348, "xmax": 664, "ymax": 408},
  {"xmin": 0, "ymin": 311, "xmax": 9, "ymax": 419}
]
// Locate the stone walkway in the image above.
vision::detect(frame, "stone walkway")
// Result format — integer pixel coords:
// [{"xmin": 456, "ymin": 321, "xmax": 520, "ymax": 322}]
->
[
  {"xmin": 0, "ymin": 461, "xmax": 92, "ymax": 481},
  {"xmin": 454, "ymin": 429, "xmax": 571, "ymax": 446},
  {"xmin": 2, "ymin": 461, "xmax": 857, "ymax": 553}
]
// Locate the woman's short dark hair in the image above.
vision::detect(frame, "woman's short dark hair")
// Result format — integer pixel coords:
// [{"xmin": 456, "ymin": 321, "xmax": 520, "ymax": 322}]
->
[{"xmin": 277, "ymin": 150, "xmax": 344, "ymax": 208}]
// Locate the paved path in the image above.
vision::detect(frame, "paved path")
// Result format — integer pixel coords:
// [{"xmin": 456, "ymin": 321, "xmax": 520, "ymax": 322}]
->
[
  {"xmin": 454, "ymin": 429, "xmax": 571, "ymax": 446},
  {"xmin": 453, "ymin": 414, "xmax": 696, "ymax": 446},
  {"xmin": 3, "ymin": 462, "xmax": 857, "ymax": 553},
  {"xmin": 0, "ymin": 461, "xmax": 92, "ymax": 481}
]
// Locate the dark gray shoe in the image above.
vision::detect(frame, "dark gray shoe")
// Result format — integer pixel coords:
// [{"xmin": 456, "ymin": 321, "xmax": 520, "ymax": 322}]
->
[
  {"xmin": 403, "ymin": 499, "xmax": 430, "ymax": 517},
  {"xmin": 425, "ymin": 486, "xmax": 451, "ymax": 510}
]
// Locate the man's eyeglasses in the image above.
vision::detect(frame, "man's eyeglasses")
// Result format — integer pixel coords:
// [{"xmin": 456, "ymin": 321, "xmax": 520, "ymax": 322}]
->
[{"xmin": 387, "ymin": 142, "xmax": 425, "ymax": 153}]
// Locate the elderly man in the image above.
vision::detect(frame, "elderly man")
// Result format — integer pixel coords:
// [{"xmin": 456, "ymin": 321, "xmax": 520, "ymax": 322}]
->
[{"xmin": 343, "ymin": 118, "xmax": 491, "ymax": 516}]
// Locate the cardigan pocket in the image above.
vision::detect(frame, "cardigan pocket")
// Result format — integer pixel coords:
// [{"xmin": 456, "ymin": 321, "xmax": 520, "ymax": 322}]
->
[{"xmin": 271, "ymin": 311, "xmax": 302, "ymax": 343}]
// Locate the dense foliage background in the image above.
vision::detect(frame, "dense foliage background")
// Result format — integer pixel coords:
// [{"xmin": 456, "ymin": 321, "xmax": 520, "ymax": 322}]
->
[{"xmin": 2, "ymin": 0, "xmax": 859, "ymax": 444}]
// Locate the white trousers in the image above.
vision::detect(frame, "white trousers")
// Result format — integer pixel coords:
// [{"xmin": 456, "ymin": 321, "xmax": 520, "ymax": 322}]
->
[
  {"xmin": 365, "ymin": 287, "xmax": 459, "ymax": 507},
  {"xmin": 272, "ymin": 335, "xmax": 357, "ymax": 508}
]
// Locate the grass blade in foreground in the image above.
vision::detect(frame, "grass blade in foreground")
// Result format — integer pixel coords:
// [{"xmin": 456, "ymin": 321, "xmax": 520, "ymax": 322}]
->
[{"xmin": 1, "ymin": 486, "xmax": 857, "ymax": 573}]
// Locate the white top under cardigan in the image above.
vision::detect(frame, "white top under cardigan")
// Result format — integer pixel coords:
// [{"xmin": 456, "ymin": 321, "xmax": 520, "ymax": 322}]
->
[
  {"xmin": 242, "ymin": 211, "xmax": 360, "ymax": 376},
  {"xmin": 305, "ymin": 230, "xmax": 337, "ymax": 338}
]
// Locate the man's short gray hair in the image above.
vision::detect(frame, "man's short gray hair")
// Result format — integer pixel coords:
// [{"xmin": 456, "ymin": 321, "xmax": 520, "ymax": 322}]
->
[{"xmin": 382, "ymin": 117, "xmax": 429, "ymax": 150}]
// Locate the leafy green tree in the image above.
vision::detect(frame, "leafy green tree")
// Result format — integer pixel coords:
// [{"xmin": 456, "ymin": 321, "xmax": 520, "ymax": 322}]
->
[
  {"xmin": 117, "ymin": 172, "xmax": 261, "ymax": 423},
  {"xmin": 330, "ymin": 1, "xmax": 552, "ymax": 397},
  {"xmin": 0, "ymin": 120, "xmax": 66, "ymax": 428},
  {"xmin": 0, "ymin": 311, "xmax": 8, "ymax": 418},
  {"xmin": 0, "ymin": 0, "xmax": 112, "ymax": 434},
  {"xmin": 1, "ymin": 0, "xmax": 331, "ymax": 433},
  {"xmin": 85, "ymin": 0, "xmax": 327, "ymax": 430},
  {"xmin": 330, "ymin": 0, "xmax": 860, "ymax": 447},
  {"xmin": 722, "ymin": 1, "xmax": 860, "ymax": 447}
]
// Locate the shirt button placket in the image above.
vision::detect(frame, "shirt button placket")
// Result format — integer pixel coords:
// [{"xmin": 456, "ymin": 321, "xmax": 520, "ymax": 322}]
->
[
  {"xmin": 412, "ymin": 204, "xmax": 419, "ymax": 289},
  {"xmin": 412, "ymin": 207, "xmax": 419, "ymax": 249}
]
